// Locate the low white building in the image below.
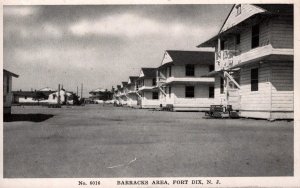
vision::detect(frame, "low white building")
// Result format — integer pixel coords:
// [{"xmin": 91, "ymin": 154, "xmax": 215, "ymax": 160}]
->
[
  {"xmin": 41, "ymin": 89, "xmax": 73, "ymax": 105},
  {"xmin": 157, "ymin": 50, "xmax": 215, "ymax": 111},
  {"xmin": 13, "ymin": 91, "xmax": 37, "ymax": 104},
  {"xmin": 137, "ymin": 68, "xmax": 160, "ymax": 109},
  {"xmin": 3, "ymin": 69, "xmax": 19, "ymax": 115}
]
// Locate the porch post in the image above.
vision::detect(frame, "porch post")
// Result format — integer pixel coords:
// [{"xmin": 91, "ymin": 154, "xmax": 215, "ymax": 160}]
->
[{"xmin": 218, "ymin": 37, "xmax": 221, "ymax": 51}]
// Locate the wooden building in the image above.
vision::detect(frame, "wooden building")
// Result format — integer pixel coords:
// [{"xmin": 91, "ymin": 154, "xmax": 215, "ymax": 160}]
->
[
  {"xmin": 137, "ymin": 68, "xmax": 160, "ymax": 109},
  {"xmin": 198, "ymin": 4, "xmax": 293, "ymax": 120},
  {"xmin": 119, "ymin": 82, "xmax": 129, "ymax": 106},
  {"xmin": 45, "ymin": 89, "xmax": 74, "ymax": 105},
  {"xmin": 13, "ymin": 87, "xmax": 54, "ymax": 105},
  {"xmin": 3, "ymin": 69, "xmax": 19, "ymax": 115},
  {"xmin": 89, "ymin": 88, "xmax": 106, "ymax": 100},
  {"xmin": 126, "ymin": 76, "xmax": 139, "ymax": 108},
  {"xmin": 13, "ymin": 91, "xmax": 51, "ymax": 105},
  {"xmin": 89, "ymin": 88, "xmax": 113, "ymax": 102},
  {"xmin": 157, "ymin": 50, "xmax": 215, "ymax": 111},
  {"xmin": 114, "ymin": 85, "xmax": 122, "ymax": 105}
]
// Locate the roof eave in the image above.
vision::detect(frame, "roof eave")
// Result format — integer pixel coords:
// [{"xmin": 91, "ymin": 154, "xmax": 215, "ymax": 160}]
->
[
  {"xmin": 197, "ymin": 35, "xmax": 218, "ymax": 48},
  {"xmin": 4, "ymin": 69, "xmax": 19, "ymax": 78}
]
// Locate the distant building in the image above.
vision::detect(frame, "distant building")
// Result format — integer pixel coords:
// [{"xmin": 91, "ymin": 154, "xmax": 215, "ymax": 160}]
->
[
  {"xmin": 89, "ymin": 88, "xmax": 106, "ymax": 100},
  {"xmin": 89, "ymin": 88, "xmax": 113, "ymax": 102},
  {"xmin": 118, "ymin": 82, "xmax": 129, "ymax": 105},
  {"xmin": 45, "ymin": 89, "xmax": 74, "ymax": 105},
  {"xmin": 157, "ymin": 50, "xmax": 215, "ymax": 111},
  {"xmin": 126, "ymin": 76, "xmax": 139, "ymax": 108},
  {"xmin": 13, "ymin": 91, "xmax": 38, "ymax": 104},
  {"xmin": 113, "ymin": 85, "xmax": 122, "ymax": 104},
  {"xmin": 13, "ymin": 90, "xmax": 53, "ymax": 105},
  {"xmin": 3, "ymin": 69, "xmax": 19, "ymax": 115},
  {"xmin": 137, "ymin": 68, "xmax": 160, "ymax": 109},
  {"xmin": 39, "ymin": 87, "xmax": 54, "ymax": 92}
]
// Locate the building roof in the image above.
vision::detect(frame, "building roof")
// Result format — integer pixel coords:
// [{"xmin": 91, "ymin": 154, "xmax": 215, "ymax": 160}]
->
[
  {"xmin": 12, "ymin": 91, "xmax": 37, "ymax": 98},
  {"xmin": 162, "ymin": 50, "xmax": 214, "ymax": 66},
  {"xmin": 39, "ymin": 87, "xmax": 54, "ymax": 91},
  {"xmin": 3, "ymin": 69, "xmax": 19, "ymax": 78},
  {"xmin": 197, "ymin": 4, "xmax": 293, "ymax": 48},
  {"xmin": 91, "ymin": 88, "xmax": 106, "ymax": 92},
  {"xmin": 254, "ymin": 4, "xmax": 293, "ymax": 15},
  {"xmin": 128, "ymin": 76, "xmax": 139, "ymax": 85},
  {"xmin": 12, "ymin": 90, "xmax": 54, "ymax": 98},
  {"xmin": 121, "ymin": 82, "xmax": 128, "ymax": 87},
  {"xmin": 140, "ymin": 68, "xmax": 157, "ymax": 78}
]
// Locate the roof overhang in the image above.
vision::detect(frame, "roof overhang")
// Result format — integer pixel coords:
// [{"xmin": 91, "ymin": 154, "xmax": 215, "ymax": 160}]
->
[
  {"xmin": 197, "ymin": 35, "xmax": 219, "ymax": 48},
  {"xmin": 158, "ymin": 62, "xmax": 174, "ymax": 69},
  {"xmin": 201, "ymin": 71, "xmax": 220, "ymax": 77},
  {"xmin": 162, "ymin": 77, "xmax": 215, "ymax": 85},
  {"xmin": 4, "ymin": 69, "xmax": 19, "ymax": 78},
  {"xmin": 230, "ymin": 53, "xmax": 293, "ymax": 70},
  {"xmin": 138, "ymin": 86, "xmax": 157, "ymax": 91}
]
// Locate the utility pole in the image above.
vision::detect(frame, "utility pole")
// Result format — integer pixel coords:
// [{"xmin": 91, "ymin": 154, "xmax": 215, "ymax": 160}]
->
[
  {"xmin": 58, "ymin": 84, "xmax": 61, "ymax": 105},
  {"xmin": 77, "ymin": 86, "xmax": 79, "ymax": 96},
  {"xmin": 81, "ymin": 83, "xmax": 83, "ymax": 99}
]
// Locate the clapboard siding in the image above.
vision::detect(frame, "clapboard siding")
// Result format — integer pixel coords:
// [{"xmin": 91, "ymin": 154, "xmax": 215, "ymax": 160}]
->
[
  {"xmin": 160, "ymin": 83, "xmax": 215, "ymax": 109},
  {"xmin": 271, "ymin": 16, "xmax": 293, "ymax": 48},
  {"xmin": 240, "ymin": 63, "xmax": 272, "ymax": 111},
  {"xmin": 221, "ymin": 4, "xmax": 265, "ymax": 33},
  {"xmin": 239, "ymin": 18, "xmax": 271, "ymax": 53},
  {"xmin": 172, "ymin": 65, "xmax": 210, "ymax": 78},
  {"xmin": 214, "ymin": 76, "xmax": 226, "ymax": 105},
  {"xmin": 227, "ymin": 89, "xmax": 240, "ymax": 109},
  {"xmin": 271, "ymin": 61, "xmax": 294, "ymax": 111},
  {"xmin": 259, "ymin": 19, "xmax": 271, "ymax": 46}
]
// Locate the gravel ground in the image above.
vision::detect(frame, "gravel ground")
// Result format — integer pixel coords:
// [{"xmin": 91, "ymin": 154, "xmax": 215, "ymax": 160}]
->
[{"xmin": 3, "ymin": 105, "xmax": 293, "ymax": 178}]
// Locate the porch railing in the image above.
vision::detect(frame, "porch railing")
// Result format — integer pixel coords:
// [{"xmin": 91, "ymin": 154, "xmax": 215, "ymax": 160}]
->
[{"xmin": 215, "ymin": 50, "xmax": 241, "ymax": 71}]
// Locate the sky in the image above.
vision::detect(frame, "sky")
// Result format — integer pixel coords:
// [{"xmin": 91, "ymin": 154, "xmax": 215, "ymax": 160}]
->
[{"xmin": 3, "ymin": 4, "xmax": 232, "ymax": 97}]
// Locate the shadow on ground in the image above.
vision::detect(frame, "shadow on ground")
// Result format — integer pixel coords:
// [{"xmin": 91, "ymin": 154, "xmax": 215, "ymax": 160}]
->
[{"xmin": 4, "ymin": 114, "xmax": 54, "ymax": 123}]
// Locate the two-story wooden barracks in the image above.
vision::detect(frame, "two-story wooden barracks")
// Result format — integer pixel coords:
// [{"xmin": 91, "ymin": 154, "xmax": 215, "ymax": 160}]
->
[
  {"xmin": 113, "ymin": 4, "xmax": 294, "ymax": 120},
  {"xmin": 198, "ymin": 4, "xmax": 293, "ymax": 120}
]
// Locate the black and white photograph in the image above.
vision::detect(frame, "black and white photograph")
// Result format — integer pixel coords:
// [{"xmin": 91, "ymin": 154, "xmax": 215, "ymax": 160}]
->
[{"xmin": 1, "ymin": 1, "xmax": 299, "ymax": 187}]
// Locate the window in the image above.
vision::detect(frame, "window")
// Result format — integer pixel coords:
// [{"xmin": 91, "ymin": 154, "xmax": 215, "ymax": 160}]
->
[
  {"xmin": 168, "ymin": 66, "xmax": 172, "ymax": 77},
  {"xmin": 236, "ymin": 4, "xmax": 241, "ymax": 16},
  {"xmin": 252, "ymin": 24, "xmax": 260, "ymax": 48},
  {"xmin": 25, "ymin": 96, "xmax": 27, "ymax": 99},
  {"xmin": 152, "ymin": 92, "xmax": 159, "ymax": 100},
  {"xmin": 169, "ymin": 86, "xmax": 171, "ymax": 98},
  {"xmin": 53, "ymin": 94, "xmax": 56, "ymax": 99},
  {"xmin": 142, "ymin": 80, "xmax": 144, "ymax": 86},
  {"xmin": 209, "ymin": 65, "xmax": 214, "ymax": 72},
  {"xmin": 6, "ymin": 76, "xmax": 9, "ymax": 93},
  {"xmin": 236, "ymin": 34, "xmax": 240, "ymax": 45},
  {"xmin": 186, "ymin": 64, "xmax": 195, "ymax": 76},
  {"xmin": 152, "ymin": 78, "xmax": 156, "ymax": 86},
  {"xmin": 220, "ymin": 77, "xmax": 224, "ymax": 94},
  {"xmin": 220, "ymin": 40, "xmax": 225, "ymax": 50},
  {"xmin": 185, "ymin": 86, "xmax": 194, "ymax": 98},
  {"xmin": 251, "ymin": 68, "xmax": 259, "ymax": 91},
  {"xmin": 209, "ymin": 87, "xmax": 214, "ymax": 98}
]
